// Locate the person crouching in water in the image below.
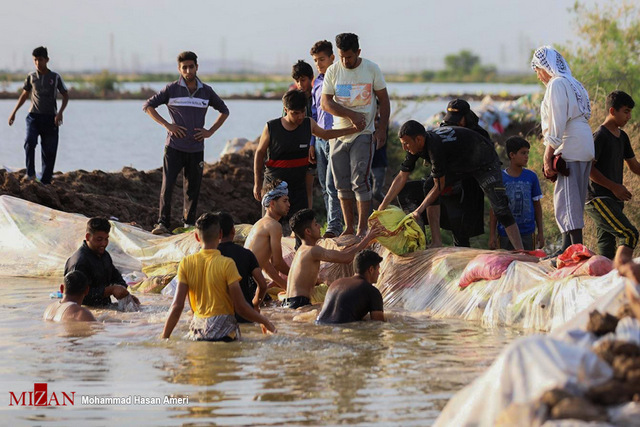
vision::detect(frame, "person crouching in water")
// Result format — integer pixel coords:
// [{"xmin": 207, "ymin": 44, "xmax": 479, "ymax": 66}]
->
[
  {"xmin": 283, "ymin": 209, "xmax": 380, "ymax": 309},
  {"xmin": 162, "ymin": 212, "xmax": 276, "ymax": 341},
  {"xmin": 316, "ymin": 249, "xmax": 385, "ymax": 324},
  {"xmin": 43, "ymin": 271, "xmax": 96, "ymax": 322}
]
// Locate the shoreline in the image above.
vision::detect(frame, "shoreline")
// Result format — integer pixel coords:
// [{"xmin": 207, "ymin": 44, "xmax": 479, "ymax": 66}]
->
[
  {"xmin": 0, "ymin": 145, "xmax": 261, "ymax": 232},
  {"xmin": 0, "ymin": 89, "xmax": 531, "ymax": 102}
]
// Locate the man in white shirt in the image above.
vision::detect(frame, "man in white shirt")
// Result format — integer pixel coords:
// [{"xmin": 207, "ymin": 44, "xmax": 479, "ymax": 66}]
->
[{"xmin": 322, "ymin": 33, "xmax": 390, "ymax": 237}]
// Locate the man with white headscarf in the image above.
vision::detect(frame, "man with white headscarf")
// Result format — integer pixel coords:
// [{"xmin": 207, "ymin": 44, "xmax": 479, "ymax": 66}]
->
[{"xmin": 532, "ymin": 46, "xmax": 594, "ymax": 254}]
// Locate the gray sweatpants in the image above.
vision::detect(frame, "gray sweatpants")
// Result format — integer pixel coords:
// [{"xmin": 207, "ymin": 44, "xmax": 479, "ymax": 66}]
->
[
  {"xmin": 329, "ymin": 133, "xmax": 374, "ymax": 202},
  {"xmin": 554, "ymin": 160, "xmax": 591, "ymax": 233}
]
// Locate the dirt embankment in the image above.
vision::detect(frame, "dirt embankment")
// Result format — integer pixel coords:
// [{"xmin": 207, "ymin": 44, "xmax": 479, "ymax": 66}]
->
[{"xmin": 0, "ymin": 146, "xmax": 261, "ymax": 231}]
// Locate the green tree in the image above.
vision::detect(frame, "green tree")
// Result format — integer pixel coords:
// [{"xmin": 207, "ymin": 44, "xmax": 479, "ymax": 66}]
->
[
  {"xmin": 561, "ymin": 1, "xmax": 640, "ymax": 119},
  {"xmin": 89, "ymin": 70, "xmax": 119, "ymax": 96},
  {"xmin": 444, "ymin": 50, "xmax": 480, "ymax": 75}
]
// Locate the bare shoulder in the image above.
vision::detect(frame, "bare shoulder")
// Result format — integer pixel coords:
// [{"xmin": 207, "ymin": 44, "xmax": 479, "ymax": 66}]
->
[
  {"xmin": 70, "ymin": 306, "xmax": 96, "ymax": 322},
  {"xmin": 309, "ymin": 245, "xmax": 328, "ymax": 260},
  {"xmin": 265, "ymin": 218, "xmax": 283, "ymax": 236}
]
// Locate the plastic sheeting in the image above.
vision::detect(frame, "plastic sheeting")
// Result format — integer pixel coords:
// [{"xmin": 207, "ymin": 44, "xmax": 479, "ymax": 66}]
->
[
  {"xmin": 434, "ymin": 274, "xmax": 640, "ymax": 426},
  {"xmin": 1, "ymin": 195, "xmax": 219, "ymax": 277},
  {"xmin": 376, "ymin": 246, "xmax": 622, "ymax": 331},
  {"xmin": 433, "ymin": 335, "xmax": 614, "ymax": 427},
  {"xmin": 0, "ymin": 195, "xmax": 624, "ymax": 333}
]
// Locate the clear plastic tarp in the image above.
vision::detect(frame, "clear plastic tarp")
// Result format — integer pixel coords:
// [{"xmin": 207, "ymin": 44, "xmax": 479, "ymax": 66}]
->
[
  {"xmin": 376, "ymin": 246, "xmax": 620, "ymax": 331},
  {"xmin": 434, "ymin": 275, "xmax": 640, "ymax": 426},
  {"xmin": 0, "ymin": 195, "xmax": 201, "ymax": 276},
  {"xmin": 0, "ymin": 195, "xmax": 621, "ymax": 333}
]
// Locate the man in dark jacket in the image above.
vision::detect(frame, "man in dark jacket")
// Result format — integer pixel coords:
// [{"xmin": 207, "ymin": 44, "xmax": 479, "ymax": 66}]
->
[{"xmin": 64, "ymin": 217, "xmax": 140, "ymax": 307}]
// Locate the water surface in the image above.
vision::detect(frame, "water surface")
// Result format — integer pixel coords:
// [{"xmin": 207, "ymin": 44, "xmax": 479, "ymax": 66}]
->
[{"xmin": 1, "ymin": 277, "xmax": 520, "ymax": 425}]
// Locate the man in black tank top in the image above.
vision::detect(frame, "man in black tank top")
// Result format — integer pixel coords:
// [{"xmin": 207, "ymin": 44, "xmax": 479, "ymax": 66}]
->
[{"xmin": 253, "ymin": 90, "xmax": 360, "ymax": 234}]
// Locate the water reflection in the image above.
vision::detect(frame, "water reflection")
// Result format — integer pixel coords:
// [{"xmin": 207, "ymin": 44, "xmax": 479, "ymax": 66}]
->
[{"xmin": 1, "ymin": 278, "xmax": 519, "ymax": 426}]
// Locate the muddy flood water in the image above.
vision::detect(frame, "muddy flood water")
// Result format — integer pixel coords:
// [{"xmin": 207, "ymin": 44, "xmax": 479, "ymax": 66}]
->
[{"xmin": 1, "ymin": 277, "xmax": 522, "ymax": 426}]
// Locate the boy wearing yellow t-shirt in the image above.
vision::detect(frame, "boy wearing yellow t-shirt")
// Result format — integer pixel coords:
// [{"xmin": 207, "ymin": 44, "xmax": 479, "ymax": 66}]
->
[{"xmin": 162, "ymin": 213, "xmax": 276, "ymax": 341}]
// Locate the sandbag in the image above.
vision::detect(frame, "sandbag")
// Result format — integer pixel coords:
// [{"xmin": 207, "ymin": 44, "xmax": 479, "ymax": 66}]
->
[
  {"xmin": 130, "ymin": 274, "xmax": 174, "ymax": 293},
  {"xmin": 117, "ymin": 294, "xmax": 141, "ymax": 312},
  {"xmin": 142, "ymin": 262, "xmax": 178, "ymax": 277},
  {"xmin": 557, "ymin": 244, "xmax": 594, "ymax": 269},
  {"xmin": 551, "ymin": 255, "xmax": 614, "ymax": 279},
  {"xmin": 458, "ymin": 254, "xmax": 518, "ymax": 289},
  {"xmin": 368, "ymin": 206, "xmax": 426, "ymax": 255},
  {"xmin": 434, "ymin": 335, "xmax": 613, "ymax": 427}
]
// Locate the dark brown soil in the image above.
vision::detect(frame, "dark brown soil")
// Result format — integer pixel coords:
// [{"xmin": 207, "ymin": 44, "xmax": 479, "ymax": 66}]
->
[{"xmin": 0, "ymin": 146, "xmax": 261, "ymax": 231}]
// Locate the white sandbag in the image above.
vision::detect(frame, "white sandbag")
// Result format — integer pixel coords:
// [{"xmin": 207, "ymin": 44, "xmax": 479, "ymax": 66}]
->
[{"xmin": 434, "ymin": 335, "xmax": 613, "ymax": 427}]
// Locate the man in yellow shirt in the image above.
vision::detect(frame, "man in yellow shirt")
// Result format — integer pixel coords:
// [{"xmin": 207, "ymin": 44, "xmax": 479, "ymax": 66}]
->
[{"xmin": 162, "ymin": 213, "xmax": 276, "ymax": 341}]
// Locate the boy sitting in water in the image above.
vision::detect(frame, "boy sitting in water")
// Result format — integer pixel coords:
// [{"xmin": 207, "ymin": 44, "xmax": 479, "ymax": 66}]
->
[
  {"xmin": 283, "ymin": 209, "xmax": 380, "ymax": 309},
  {"xmin": 489, "ymin": 136, "xmax": 545, "ymax": 251},
  {"xmin": 43, "ymin": 271, "xmax": 96, "ymax": 322},
  {"xmin": 162, "ymin": 213, "xmax": 276, "ymax": 341}
]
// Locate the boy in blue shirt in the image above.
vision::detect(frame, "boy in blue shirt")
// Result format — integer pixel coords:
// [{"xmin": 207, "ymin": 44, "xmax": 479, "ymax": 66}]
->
[{"xmin": 489, "ymin": 136, "xmax": 545, "ymax": 251}]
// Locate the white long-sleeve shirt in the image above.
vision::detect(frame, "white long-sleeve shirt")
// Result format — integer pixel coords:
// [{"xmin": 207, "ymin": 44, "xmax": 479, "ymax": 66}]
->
[{"xmin": 540, "ymin": 77, "xmax": 594, "ymax": 162}]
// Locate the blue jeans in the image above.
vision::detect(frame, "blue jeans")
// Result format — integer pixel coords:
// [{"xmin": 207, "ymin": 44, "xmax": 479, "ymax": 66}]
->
[
  {"xmin": 24, "ymin": 113, "xmax": 59, "ymax": 184},
  {"xmin": 316, "ymin": 138, "xmax": 343, "ymax": 234}
]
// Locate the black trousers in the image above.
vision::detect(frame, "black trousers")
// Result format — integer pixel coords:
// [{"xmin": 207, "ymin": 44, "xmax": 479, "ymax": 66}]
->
[
  {"xmin": 158, "ymin": 146, "xmax": 204, "ymax": 227},
  {"xmin": 24, "ymin": 113, "xmax": 58, "ymax": 184}
]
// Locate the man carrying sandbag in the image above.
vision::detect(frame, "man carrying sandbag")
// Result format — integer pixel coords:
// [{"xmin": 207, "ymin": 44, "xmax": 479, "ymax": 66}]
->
[{"xmin": 379, "ymin": 120, "xmax": 523, "ymax": 250}]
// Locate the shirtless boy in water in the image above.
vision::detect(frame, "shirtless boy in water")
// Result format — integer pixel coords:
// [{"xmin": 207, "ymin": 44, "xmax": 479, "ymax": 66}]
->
[
  {"xmin": 43, "ymin": 271, "xmax": 96, "ymax": 322},
  {"xmin": 245, "ymin": 180, "xmax": 291, "ymax": 288},
  {"xmin": 283, "ymin": 208, "xmax": 380, "ymax": 309}
]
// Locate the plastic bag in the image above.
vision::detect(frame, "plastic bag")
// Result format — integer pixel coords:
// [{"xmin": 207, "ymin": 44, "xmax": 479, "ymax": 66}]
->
[
  {"xmin": 117, "ymin": 294, "xmax": 141, "ymax": 312},
  {"xmin": 368, "ymin": 206, "xmax": 426, "ymax": 255}
]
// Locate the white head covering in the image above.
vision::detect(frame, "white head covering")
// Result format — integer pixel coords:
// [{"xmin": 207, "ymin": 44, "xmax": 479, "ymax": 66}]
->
[
  {"xmin": 531, "ymin": 46, "xmax": 591, "ymax": 119},
  {"xmin": 261, "ymin": 181, "xmax": 288, "ymax": 207}
]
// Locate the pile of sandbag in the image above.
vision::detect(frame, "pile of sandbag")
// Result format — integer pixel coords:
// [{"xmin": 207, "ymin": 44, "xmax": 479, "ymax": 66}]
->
[{"xmin": 434, "ymin": 276, "xmax": 640, "ymax": 426}]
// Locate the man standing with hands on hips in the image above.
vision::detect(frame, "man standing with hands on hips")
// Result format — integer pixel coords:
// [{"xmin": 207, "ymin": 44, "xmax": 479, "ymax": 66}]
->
[
  {"xmin": 322, "ymin": 33, "xmax": 390, "ymax": 237},
  {"xmin": 144, "ymin": 51, "xmax": 229, "ymax": 235}
]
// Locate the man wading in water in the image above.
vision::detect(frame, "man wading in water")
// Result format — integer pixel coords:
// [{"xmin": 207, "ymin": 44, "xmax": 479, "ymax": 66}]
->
[
  {"xmin": 65, "ymin": 217, "xmax": 140, "ymax": 307},
  {"xmin": 43, "ymin": 271, "xmax": 96, "ymax": 322},
  {"xmin": 162, "ymin": 213, "xmax": 276, "ymax": 341}
]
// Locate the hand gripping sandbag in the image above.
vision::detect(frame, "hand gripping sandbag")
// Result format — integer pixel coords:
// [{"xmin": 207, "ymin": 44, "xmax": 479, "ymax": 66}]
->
[{"xmin": 368, "ymin": 206, "xmax": 426, "ymax": 255}]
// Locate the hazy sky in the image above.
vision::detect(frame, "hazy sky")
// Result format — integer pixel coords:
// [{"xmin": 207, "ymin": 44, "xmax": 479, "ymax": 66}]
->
[{"xmin": 1, "ymin": 0, "xmax": 602, "ymax": 74}]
